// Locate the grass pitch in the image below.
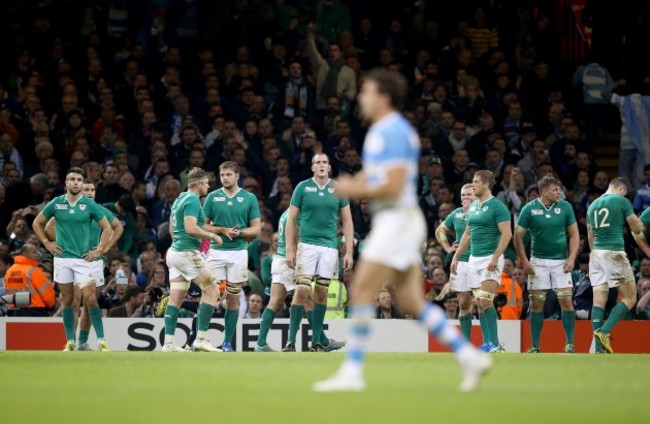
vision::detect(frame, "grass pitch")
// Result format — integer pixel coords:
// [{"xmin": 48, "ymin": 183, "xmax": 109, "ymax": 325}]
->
[{"xmin": 1, "ymin": 352, "xmax": 649, "ymax": 424}]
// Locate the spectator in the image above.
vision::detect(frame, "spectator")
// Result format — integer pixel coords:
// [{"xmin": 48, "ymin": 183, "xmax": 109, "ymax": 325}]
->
[
  {"xmin": 147, "ymin": 263, "xmax": 170, "ymax": 292},
  {"xmin": 136, "ymin": 251, "xmax": 159, "ymax": 288},
  {"xmin": 95, "ymin": 163, "xmax": 129, "ymax": 204},
  {"xmin": 306, "ymin": 24, "xmax": 356, "ymax": 116},
  {"xmin": 245, "ymin": 293, "xmax": 264, "ymax": 319},
  {"xmin": 376, "ymin": 289, "xmax": 403, "ymax": 319},
  {"xmin": 0, "ymin": 133, "xmax": 23, "ymax": 177},
  {"xmin": 467, "ymin": 6, "xmax": 499, "ymax": 60},
  {"xmin": 150, "ymin": 178, "xmax": 181, "ymax": 229},
  {"xmin": 108, "ymin": 286, "xmax": 145, "ymax": 317},
  {"xmin": 4, "ymin": 243, "xmax": 55, "ymax": 316},
  {"xmin": 633, "ymin": 164, "xmax": 650, "ymax": 212}
]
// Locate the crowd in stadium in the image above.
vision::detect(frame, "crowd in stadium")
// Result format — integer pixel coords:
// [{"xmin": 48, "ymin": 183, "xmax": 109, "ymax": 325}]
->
[{"xmin": 1, "ymin": 0, "xmax": 650, "ymax": 324}]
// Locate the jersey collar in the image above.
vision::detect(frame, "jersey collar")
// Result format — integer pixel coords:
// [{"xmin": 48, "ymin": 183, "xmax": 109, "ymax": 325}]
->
[
  {"xmin": 536, "ymin": 197, "xmax": 556, "ymax": 211},
  {"xmin": 65, "ymin": 193, "xmax": 83, "ymax": 208},
  {"xmin": 476, "ymin": 196, "xmax": 494, "ymax": 209},
  {"xmin": 312, "ymin": 178, "xmax": 331, "ymax": 190},
  {"xmin": 223, "ymin": 187, "xmax": 242, "ymax": 199}
]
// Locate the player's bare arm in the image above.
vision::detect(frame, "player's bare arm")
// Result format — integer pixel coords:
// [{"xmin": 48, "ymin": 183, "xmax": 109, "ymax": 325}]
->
[
  {"xmin": 565, "ymin": 223, "xmax": 579, "ymax": 273},
  {"xmin": 285, "ymin": 205, "xmax": 300, "ymax": 268},
  {"xmin": 627, "ymin": 214, "xmax": 650, "ymax": 256},
  {"xmin": 336, "ymin": 167, "xmax": 407, "ymax": 200},
  {"xmin": 185, "ymin": 215, "xmax": 222, "ymax": 245},
  {"xmin": 488, "ymin": 221, "xmax": 512, "ymax": 271},
  {"xmin": 204, "ymin": 218, "xmax": 235, "ymax": 240},
  {"xmin": 340, "ymin": 205, "xmax": 354, "ymax": 271},
  {"xmin": 451, "ymin": 225, "xmax": 470, "ymax": 274},
  {"xmin": 587, "ymin": 224, "xmax": 594, "ymax": 251},
  {"xmin": 84, "ymin": 217, "xmax": 112, "ymax": 261},
  {"xmin": 33, "ymin": 212, "xmax": 62, "ymax": 256},
  {"xmin": 513, "ymin": 226, "xmax": 534, "ymax": 274},
  {"xmin": 44, "ymin": 217, "xmax": 56, "ymax": 241},
  {"xmin": 435, "ymin": 223, "xmax": 455, "ymax": 254},
  {"xmin": 239, "ymin": 217, "xmax": 261, "ymax": 239}
]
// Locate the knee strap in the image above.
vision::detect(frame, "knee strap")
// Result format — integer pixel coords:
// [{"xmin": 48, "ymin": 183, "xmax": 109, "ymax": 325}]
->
[
  {"xmin": 170, "ymin": 280, "xmax": 190, "ymax": 291},
  {"xmin": 472, "ymin": 289, "xmax": 494, "ymax": 300},
  {"xmin": 555, "ymin": 290, "xmax": 573, "ymax": 299},
  {"xmin": 593, "ymin": 284, "xmax": 609, "ymax": 293},
  {"xmin": 225, "ymin": 282, "xmax": 241, "ymax": 295},
  {"xmin": 295, "ymin": 276, "xmax": 313, "ymax": 287},
  {"xmin": 315, "ymin": 277, "xmax": 331, "ymax": 288},
  {"xmin": 529, "ymin": 292, "xmax": 547, "ymax": 302}
]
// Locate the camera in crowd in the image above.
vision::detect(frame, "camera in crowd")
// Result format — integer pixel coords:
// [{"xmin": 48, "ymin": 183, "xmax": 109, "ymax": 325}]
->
[
  {"xmin": 146, "ymin": 286, "xmax": 164, "ymax": 305},
  {"xmin": 0, "ymin": 292, "xmax": 31, "ymax": 316}
]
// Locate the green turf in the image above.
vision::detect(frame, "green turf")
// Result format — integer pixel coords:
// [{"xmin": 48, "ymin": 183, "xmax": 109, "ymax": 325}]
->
[{"xmin": 1, "ymin": 352, "xmax": 649, "ymax": 424}]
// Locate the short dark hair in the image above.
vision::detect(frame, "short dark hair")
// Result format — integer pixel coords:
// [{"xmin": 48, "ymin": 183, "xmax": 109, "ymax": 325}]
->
[
  {"xmin": 83, "ymin": 179, "xmax": 96, "ymax": 186},
  {"xmin": 123, "ymin": 286, "xmax": 144, "ymax": 303},
  {"xmin": 66, "ymin": 167, "xmax": 85, "ymax": 178},
  {"xmin": 365, "ymin": 68, "xmax": 408, "ymax": 110}
]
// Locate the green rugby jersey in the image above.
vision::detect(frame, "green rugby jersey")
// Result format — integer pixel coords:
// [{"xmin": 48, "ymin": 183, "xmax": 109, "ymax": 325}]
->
[
  {"xmin": 170, "ymin": 191, "xmax": 205, "ymax": 252},
  {"xmin": 290, "ymin": 178, "xmax": 349, "ymax": 249},
  {"xmin": 277, "ymin": 209, "xmax": 289, "ymax": 258},
  {"xmin": 517, "ymin": 198, "xmax": 576, "ymax": 260},
  {"xmin": 203, "ymin": 188, "xmax": 260, "ymax": 251},
  {"xmin": 587, "ymin": 193, "xmax": 634, "ymax": 252},
  {"xmin": 443, "ymin": 207, "xmax": 471, "ymax": 262},
  {"xmin": 467, "ymin": 197, "xmax": 511, "ymax": 257},
  {"xmin": 41, "ymin": 194, "xmax": 106, "ymax": 259}
]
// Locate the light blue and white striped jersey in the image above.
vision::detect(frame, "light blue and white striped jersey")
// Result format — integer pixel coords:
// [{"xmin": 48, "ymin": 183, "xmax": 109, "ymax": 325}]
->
[{"xmin": 362, "ymin": 112, "xmax": 420, "ymax": 213}]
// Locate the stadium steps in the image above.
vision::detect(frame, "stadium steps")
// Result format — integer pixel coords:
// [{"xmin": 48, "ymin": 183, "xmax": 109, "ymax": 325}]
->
[{"xmin": 592, "ymin": 108, "xmax": 622, "ymax": 179}]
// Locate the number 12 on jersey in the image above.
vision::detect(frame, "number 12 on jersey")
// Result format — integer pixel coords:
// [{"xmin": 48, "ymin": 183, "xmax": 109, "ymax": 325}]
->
[{"xmin": 593, "ymin": 208, "xmax": 610, "ymax": 229}]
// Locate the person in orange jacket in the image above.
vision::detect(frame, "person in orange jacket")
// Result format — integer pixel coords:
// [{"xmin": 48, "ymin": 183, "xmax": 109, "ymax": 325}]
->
[
  {"xmin": 496, "ymin": 271, "xmax": 523, "ymax": 320},
  {"xmin": 4, "ymin": 243, "xmax": 55, "ymax": 316}
]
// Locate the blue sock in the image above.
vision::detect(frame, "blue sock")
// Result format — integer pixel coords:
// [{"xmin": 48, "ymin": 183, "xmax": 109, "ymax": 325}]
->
[
  {"xmin": 419, "ymin": 304, "xmax": 469, "ymax": 354},
  {"xmin": 342, "ymin": 304, "xmax": 375, "ymax": 376}
]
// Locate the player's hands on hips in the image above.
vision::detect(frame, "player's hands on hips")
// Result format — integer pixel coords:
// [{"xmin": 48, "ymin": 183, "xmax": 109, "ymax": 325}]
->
[
  {"xmin": 563, "ymin": 260, "xmax": 575, "ymax": 273},
  {"xmin": 450, "ymin": 258, "xmax": 458, "ymax": 274},
  {"xmin": 211, "ymin": 233, "xmax": 223, "ymax": 246},
  {"xmin": 286, "ymin": 251, "xmax": 296, "ymax": 269},
  {"xmin": 44, "ymin": 240, "xmax": 62, "ymax": 256},
  {"xmin": 343, "ymin": 253, "xmax": 354, "ymax": 271},
  {"xmin": 487, "ymin": 257, "xmax": 498, "ymax": 272},
  {"xmin": 83, "ymin": 249, "xmax": 103, "ymax": 262},
  {"xmin": 522, "ymin": 261, "xmax": 535, "ymax": 275}
]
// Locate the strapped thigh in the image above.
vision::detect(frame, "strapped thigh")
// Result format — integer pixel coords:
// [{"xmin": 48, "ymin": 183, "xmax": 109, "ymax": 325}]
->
[
  {"xmin": 472, "ymin": 289, "xmax": 494, "ymax": 300},
  {"xmin": 315, "ymin": 277, "xmax": 331, "ymax": 288}
]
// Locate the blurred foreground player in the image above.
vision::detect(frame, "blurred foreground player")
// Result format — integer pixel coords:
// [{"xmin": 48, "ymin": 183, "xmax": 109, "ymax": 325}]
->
[{"xmin": 313, "ymin": 70, "xmax": 491, "ymax": 393}]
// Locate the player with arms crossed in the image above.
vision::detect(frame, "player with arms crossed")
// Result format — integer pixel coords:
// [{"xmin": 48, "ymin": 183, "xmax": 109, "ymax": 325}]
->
[
  {"xmin": 587, "ymin": 178, "xmax": 645, "ymax": 353},
  {"xmin": 32, "ymin": 167, "xmax": 113, "ymax": 351},
  {"xmin": 514, "ymin": 176, "xmax": 579, "ymax": 353},
  {"xmin": 45, "ymin": 179, "xmax": 124, "ymax": 350},
  {"xmin": 452, "ymin": 170, "xmax": 512, "ymax": 353},
  {"xmin": 163, "ymin": 167, "xmax": 225, "ymax": 352},
  {"xmin": 255, "ymin": 209, "xmax": 343, "ymax": 352},
  {"xmin": 435, "ymin": 183, "xmax": 475, "ymax": 341},
  {"xmin": 314, "ymin": 69, "xmax": 490, "ymax": 393},
  {"xmin": 203, "ymin": 161, "xmax": 261, "ymax": 352},
  {"xmin": 285, "ymin": 153, "xmax": 354, "ymax": 352}
]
